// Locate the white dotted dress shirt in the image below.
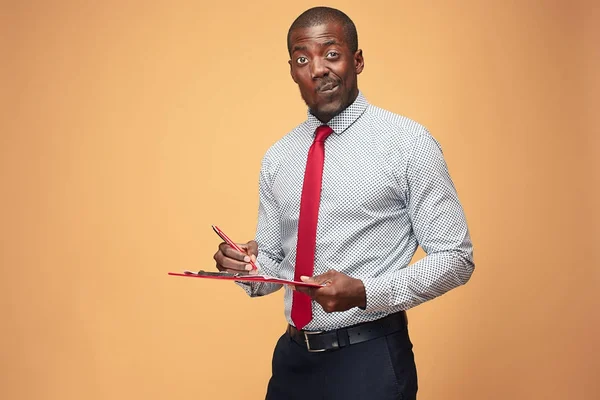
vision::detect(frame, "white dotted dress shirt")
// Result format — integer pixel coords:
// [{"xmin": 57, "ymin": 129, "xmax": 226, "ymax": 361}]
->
[{"xmin": 238, "ymin": 92, "xmax": 474, "ymax": 331}]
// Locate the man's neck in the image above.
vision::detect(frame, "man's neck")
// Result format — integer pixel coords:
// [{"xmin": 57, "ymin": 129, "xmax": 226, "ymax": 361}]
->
[{"xmin": 310, "ymin": 90, "xmax": 360, "ymax": 124}]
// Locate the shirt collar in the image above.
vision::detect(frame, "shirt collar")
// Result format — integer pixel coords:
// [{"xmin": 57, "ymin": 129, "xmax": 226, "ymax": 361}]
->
[{"xmin": 305, "ymin": 91, "xmax": 369, "ymax": 135}]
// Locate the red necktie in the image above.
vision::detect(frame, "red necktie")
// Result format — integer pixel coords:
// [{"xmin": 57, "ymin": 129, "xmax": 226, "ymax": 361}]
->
[{"xmin": 292, "ymin": 125, "xmax": 333, "ymax": 329}]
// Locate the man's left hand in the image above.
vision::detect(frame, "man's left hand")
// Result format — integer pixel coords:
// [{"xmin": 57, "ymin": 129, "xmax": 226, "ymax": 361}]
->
[{"xmin": 295, "ymin": 270, "xmax": 366, "ymax": 312}]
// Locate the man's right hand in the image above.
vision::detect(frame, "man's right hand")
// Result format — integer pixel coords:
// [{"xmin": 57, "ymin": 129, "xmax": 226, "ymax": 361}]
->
[{"xmin": 213, "ymin": 240, "xmax": 259, "ymax": 275}]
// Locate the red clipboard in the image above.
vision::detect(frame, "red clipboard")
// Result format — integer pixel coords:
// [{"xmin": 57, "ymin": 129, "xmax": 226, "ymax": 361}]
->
[{"xmin": 168, "ymin": 270, "xmax": 324, "ymax": 288}]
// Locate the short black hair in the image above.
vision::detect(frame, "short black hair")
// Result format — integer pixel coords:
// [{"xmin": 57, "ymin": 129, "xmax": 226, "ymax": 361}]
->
[{"xmin": 287, "ymin": 7, "xmax": 358, "ymax": 56}]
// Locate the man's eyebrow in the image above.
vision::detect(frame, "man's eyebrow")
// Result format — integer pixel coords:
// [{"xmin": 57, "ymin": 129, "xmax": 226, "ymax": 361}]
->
[
  {"xmin": 292, "ymin": 45, "xmax": 308, "ymax": 53},
  {"xmin": 292, "ymin": 40, "xmax": 339, "ymax": 53}
]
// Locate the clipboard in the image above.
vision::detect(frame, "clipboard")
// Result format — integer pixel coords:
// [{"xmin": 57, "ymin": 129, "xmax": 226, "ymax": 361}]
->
[{"xmin": 168, "ymin": 270, "xmax": 324, "ymax": 288}]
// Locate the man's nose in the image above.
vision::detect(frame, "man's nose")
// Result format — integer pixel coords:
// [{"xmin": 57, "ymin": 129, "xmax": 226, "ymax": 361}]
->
[{"xmin": 310, "ymin": 58, "xmax": 329, "ymax": 79}]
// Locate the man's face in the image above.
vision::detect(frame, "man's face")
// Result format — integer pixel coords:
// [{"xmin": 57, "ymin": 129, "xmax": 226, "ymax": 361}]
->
[{"xmin": 288, "ymin": 22, "xmax": 364, "ymax": 122}]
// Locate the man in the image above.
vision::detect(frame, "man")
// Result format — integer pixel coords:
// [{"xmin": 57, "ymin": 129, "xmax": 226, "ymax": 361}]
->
[{"xmin": 213, "ymin": 6, "xmax": 474, "ymax": 400}]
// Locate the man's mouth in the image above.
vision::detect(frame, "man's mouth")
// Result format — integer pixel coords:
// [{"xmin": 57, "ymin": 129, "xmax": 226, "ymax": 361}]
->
[{"xmin": 317, "ymin": 81, "xmax": 339, "ymax": 93}]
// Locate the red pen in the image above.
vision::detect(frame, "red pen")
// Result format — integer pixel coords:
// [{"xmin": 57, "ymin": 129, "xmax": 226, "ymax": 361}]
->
[{"xmin": 212, "ymin": 225, "xmax": 258, "ymax": 271}]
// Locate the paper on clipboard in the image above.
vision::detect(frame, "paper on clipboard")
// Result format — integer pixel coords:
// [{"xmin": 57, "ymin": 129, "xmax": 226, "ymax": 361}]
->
[{"xmin": 168, "ymin": 270, "xmax": 324, "ymax": 288}]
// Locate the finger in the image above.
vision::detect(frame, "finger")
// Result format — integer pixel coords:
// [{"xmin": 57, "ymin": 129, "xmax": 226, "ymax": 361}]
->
[
  {"xmin": 244, "ymin": 240, "xmax": 258, "ymax": 257},
  {"xmin": 217, "ymin": 264, "xmax": 257, "ymax": 274},
  {"xmin": 231, "ymin": 241, "xmax": 258, "ymax": 256},
  {"xmin": 222, "ymin": 261, "xmax": 255, "ymax": 272},
  {"xmin": 214, "ymin": 259, "xmax": 252, "ymax": 275},
  {"xmin": 219, "ymin": 242, "xmax": 253, "ymax": 263},
  {"xmin": 221, "ymin": 268, "xmax": 250, "ymax": 275},
  {"xmin": 295, "ymin": 285, "xmax": 314, "ymax": 296},
  {"xmin": 301, "ymin": 274, "xmax": 332, "ymax": 286},
  {"xmin": 214, "ymin": 251, "xmax": 255, "ymax": 272},
  {"xmin": 215, "ymin": 262, "xmax": 250, "ymax": 274},
  {"xmin": 238, "ymin": 241, "xmax": 261, "ymax": 272}
]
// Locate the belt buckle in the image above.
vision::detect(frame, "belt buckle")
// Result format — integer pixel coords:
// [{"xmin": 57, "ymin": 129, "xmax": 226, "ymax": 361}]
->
[{"xmin": 303, "ymin": 330, "xmax": 326, "ymax": 353}]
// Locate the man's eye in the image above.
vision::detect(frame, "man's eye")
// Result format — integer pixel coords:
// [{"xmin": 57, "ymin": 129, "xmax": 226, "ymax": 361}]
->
[
  {"xmin": 326, "ymin": 51, "xmax": 339, "ymax": 58},
  {"xmin": 297, "ymin": 57, "xmax": 308, "ymax": 64}
]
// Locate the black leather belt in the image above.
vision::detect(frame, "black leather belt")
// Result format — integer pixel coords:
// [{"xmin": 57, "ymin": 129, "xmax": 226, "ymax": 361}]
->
[{"xmin": 287, "ymin": 311, "xmax": 408, "ymax": 353}]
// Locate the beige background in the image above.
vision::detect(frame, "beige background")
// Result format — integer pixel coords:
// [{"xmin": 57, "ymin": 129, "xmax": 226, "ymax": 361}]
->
[{"xmin": 1, "ymin": 1, "xmax": 599, "ymax": 399}]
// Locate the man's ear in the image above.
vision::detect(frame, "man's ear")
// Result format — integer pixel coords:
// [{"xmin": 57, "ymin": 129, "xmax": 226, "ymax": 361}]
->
[
  {"xmin": 354, "ymin": 49, "xmax": 364, "ymax": 75},
  {"xmin": 289, "ymin": 59, "xmax": 298, "ymax": 83}
]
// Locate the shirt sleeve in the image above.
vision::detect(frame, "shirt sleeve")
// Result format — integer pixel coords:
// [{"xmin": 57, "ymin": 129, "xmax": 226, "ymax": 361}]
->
[
  {"xmin": 236, "ymin": 153, "xmax": 284, "ymax": 297},
  {"xmin": 361, "ymin": 132, "xmax": 475, "ymax": 312}
]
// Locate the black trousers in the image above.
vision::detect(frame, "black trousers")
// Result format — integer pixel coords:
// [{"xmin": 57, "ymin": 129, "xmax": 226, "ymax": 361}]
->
[{"xmin": 265, "ymin": 324, "xmax": 418, "ymax": 400}]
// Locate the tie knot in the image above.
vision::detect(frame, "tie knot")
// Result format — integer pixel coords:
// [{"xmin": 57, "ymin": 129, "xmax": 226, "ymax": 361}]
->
[{"xmin": 314, "ymin": 125, "xmax": 333, "ymax": 142}]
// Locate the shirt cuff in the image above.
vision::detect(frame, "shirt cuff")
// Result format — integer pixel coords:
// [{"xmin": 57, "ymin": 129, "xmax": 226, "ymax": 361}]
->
[
  {"xmin": 235, "ymin": 281, "xmax": 255, "ymax": 296},
  {"xmin": 361, "ymin": 276, "xmax": 391, "ymax": 313}
]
